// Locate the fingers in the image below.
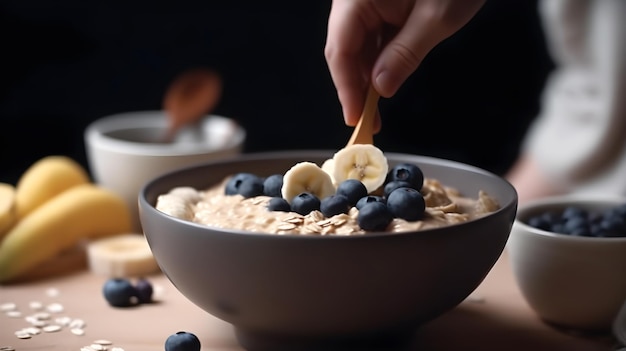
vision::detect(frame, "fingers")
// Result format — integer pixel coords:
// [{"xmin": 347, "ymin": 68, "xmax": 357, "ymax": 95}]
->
[
  {"xmin": 325, "ymin": 0, "xmax": 486, "ymax": 126},
  {"xmin": 372, "ymin": 0, "xmax": 486, "ymax": 97},
  {"xmin": 325, "ymin": 0, "xmax": 375, "ymax": 126}
]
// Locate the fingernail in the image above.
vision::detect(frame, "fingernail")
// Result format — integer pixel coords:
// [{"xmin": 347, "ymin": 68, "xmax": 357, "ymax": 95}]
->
[{"xmin": 375, "ymin": 71, "xmax": 400, "ymax": 97}]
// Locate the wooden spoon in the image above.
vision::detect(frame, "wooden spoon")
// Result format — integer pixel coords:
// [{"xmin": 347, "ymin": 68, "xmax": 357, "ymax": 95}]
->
[
  {"xmin": 346, "ymin": 84, "xmax": 380, "ymax": 146},
  {"xmin": 162, "ymin": 68, "xmax": 222, "ymax": 142}
]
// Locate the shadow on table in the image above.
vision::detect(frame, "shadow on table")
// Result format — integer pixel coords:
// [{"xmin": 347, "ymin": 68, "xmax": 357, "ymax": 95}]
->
[{"xmin": 411, "ymin": 305, "xmax": 617, "ymax": 351}]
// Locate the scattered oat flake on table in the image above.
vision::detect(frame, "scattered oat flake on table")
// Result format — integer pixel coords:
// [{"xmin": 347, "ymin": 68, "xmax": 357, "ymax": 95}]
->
[
  {"xmin": 0, "ymin": 302, "xmax": 17, "ymax": 311},
  {"xmin": 71, "ymin": 327, "xmax": 86, "ymax": 336},
  {"xmin": 5, "ymin": 311, "xmax": 22, "ymax": 318},
  {"xmin": 56, "ymin": 316, "xmax": 72, "ymax": 326},
  {"xmin": 14, "ymin": 330, "xmax": 31, "ymax": 339},
  {"xmin": 93, "ymin": 339, "xmax": 113, "ymax": 345},
  {"xmin": 46, "ymin": 287, "xmax": 60, "ymax": 297},
  {"xmin": 70, "ymin": 318, "xmax": 87, "ymax": 328},
  {"xmin": 29, "ymin": 301, "xmax": 44, "ymax": 310},
  {"xmin": 46, "ymin": 302, "xmax": 64, "ymax": 313},
  {"xmin": 23, "ymin": 327, "xmax": 42, "ymax": 335},
  {"xmin": 42, "ymin": 324, "xmax": 62, "ymax": 332}
]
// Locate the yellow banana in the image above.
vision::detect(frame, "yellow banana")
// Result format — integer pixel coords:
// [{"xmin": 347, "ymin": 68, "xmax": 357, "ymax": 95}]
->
[
  {"xmin": 0, "ymin": 183, "xmax": 17, "ymax": 239},
  {"xmin": 15, "ymin": 155, "xmax": 91, "ymax": 220},
  {"xmin": 0, "ymin": 183, "xmax": 132, "ymax": 283}
]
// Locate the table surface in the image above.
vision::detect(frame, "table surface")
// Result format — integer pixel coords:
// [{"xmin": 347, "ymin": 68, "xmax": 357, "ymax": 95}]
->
[{"xmin": 0, "ymin": 249, "xmax": 618, "ymax": 351}]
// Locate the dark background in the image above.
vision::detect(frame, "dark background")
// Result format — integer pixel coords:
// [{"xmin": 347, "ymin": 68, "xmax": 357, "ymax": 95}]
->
[{"xmin": 0, "ymin": 0, "xmax": 553, "ymax": 185}]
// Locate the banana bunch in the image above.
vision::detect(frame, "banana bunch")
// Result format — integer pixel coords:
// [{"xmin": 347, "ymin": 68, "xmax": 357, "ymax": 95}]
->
[
  {"xmin": 0, "ymin": 156, "xmax": 144, "ymax": 284},
  {"xmin": 283, "ymin": 144, "xmax": 389, "ymax": 200}
]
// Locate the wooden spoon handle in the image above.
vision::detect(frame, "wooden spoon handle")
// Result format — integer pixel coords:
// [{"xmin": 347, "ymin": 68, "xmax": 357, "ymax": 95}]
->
[{"xmin": 346, "ymin": 84, "xmax": 380, "ymax": 146}]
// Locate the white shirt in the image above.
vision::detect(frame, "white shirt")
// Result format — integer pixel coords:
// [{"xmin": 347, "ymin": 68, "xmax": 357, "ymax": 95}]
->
[{"xmin": 523, "ymin": 0, "xmax": 626, "ymax": 195}]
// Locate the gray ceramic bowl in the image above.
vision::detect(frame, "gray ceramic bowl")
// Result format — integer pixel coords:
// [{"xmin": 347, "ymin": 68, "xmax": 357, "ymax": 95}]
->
[
  {"xmin": 507, "ymin": 195, "xmax": 626, "ymax": 332},
  {"xmin": 139, "ymin": 150, "xmax": 518, "ymax": 350}
]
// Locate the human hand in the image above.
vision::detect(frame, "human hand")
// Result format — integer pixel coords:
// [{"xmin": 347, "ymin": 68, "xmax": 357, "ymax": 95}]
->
[{"xmin": 324, "ymin": 0, "xmax": 486, "ymax": 126}]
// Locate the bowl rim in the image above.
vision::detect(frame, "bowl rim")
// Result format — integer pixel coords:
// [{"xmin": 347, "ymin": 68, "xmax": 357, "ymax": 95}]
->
[
  {"xmin": 84, "ymin": 110, "xmax": 246, "ymax": 156},
  {"xmin": 139, "ymin": 150, "xmax": 519, "ymax": 240},
  {"xmin": 513, "ymin": 194, "xmax": 626, "ymax": 242}
]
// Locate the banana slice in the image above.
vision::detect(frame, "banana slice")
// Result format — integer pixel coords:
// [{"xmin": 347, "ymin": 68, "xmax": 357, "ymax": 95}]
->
[
  {"xmin": 86, "ymin": 233, "xmax": 160, "ymax": 278},
  {"xmin": 331, "ymin": 144, "xmax": 388, "ymax": 194},
  {"xmin": 0, "ymin": 183, "xmax": 17, "ymax": 239},
  {"xmin": 320, "ymin": 158, "xmax": 337, "ymax": 186},
  {"xmin": 281, "ymin": 162, "xmax": 336, "ymax": 203}
]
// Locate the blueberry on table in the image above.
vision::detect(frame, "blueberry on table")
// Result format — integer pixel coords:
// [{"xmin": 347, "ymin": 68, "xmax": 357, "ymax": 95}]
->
[
  {"xmin": 355, "ymin": 195, "xmax": 386, "ymax": 210},
  {"xmin": 263, "ymin": 174, "xmax": 284, "ymax": 197},
  {"xmin": 103, "ymin": 278, "xmax": 138, "ymax": 307},
  {"xmin": 357, "ymin": 201, "xmax": 393, "ymax": 231},
  {"xmin": 290, "ymin": 192, "xmax": 321, "ymax": 215},
  {"xmin": 320, "ymin": 194, "xmax": 351, "ymax": 217},
  {"xmin": 267, "ymin": 197, "xmax": 291, "ymax": 212},
  {"xmin": 335, "ymin": 179, "xmax": 368, "ymax": 206},
  {"xmin": 386, "ymin": 187, "xmax": 426, "ymax": 221},
  {"xmin": 134, "ymin": 277, "xmax": 154, "ymax": 304},
  {"xmin": 165, "ymin": 331, "xmax": 201, "ymax": 351},
  {"xmin": 386, "ymin": 163, "xmax": 424, "ymax": 191}
]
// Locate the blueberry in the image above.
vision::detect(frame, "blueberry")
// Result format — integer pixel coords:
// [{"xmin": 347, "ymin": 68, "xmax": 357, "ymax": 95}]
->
[
  {"xmin": 263, "ymin": 174, "xmax": 284, "ymax": 197},
  {"xmin": 320, "ymin": 194, "xmax": 351, "ymax": 217},
  {"xmin": 383, "ymin": 180, "xmax": 413, "ymax": 198},
  {"xmin": 386, "ymin": 163, "xmax": 424, "ymax": 190},
  {"xmin": 525, "ymin": 204, "xmax": 626, "ymax": 238},
  {"xmin": 355, "ymin": 195, "xmax": 386, "ymax": 210},
  {"xmin": 165, "ymin": 331, "xmax": 201, "ymax": 351},
  {"xmin": 527, "ymin": 215, "xmax": 552, "ymax": 231},
  {"xmin": 267, "ymin": 197, "xmax": 291, "ymax": 212},
  {"xmin": 237, "ymin": 174, "xmax": 265, "ymax": 198},
  {"xmin": 386, "ymin": 187, "xmax": 426, "ymax": 221},
  {"xmin": 561, "ymin": 206, "xmax": 588, "ymax": 221},
  {"xmin": 135, "ymin": 277, "xmax": 153, "ymax": 304},
  {"xmin": 598, "ymin": 216, "xmax": 625, "ymax": 237},
  {"xmin": 290, "ymin": 192, "xmax": 320, "ymax": 215},
  {"xmin": 103, "ymin": 278, "xmax": 138, "ymax": 307},
  {"xmin": 225, "ymin": 173, "xmax": 257, "ymax": 195},
  {"xmin": 335, "ymin": 179, "xmax": 368, "ymax": 206},
  {"xmin": 562, "ymin": 216, "xmax": 589, "ymax": 235},
  {"xmin": 357, "ymin": 202, "xmax": 393, "ymax": 231}
]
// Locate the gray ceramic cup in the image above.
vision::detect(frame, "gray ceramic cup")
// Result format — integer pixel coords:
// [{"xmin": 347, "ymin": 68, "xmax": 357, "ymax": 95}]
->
[{"xmin": 139, "ymin": 151, "xmax": 518, "ymax": 351}]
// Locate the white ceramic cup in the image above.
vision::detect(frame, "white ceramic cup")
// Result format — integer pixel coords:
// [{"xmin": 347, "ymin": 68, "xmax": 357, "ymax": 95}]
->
[
  {"xmin": 84, "ymin": 110, "xmax": 246, "ymax": 232},
  {"xmin": 507, "ymin": 195, "xmax": 626, "ymax": 332}
]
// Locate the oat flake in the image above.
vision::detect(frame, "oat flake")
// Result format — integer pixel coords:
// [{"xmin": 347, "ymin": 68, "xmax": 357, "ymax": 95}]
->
[
  {"xmin": 71, "ymin": 328, "xmax": 86, "ymax": 336},
  {"xmin": 14, "ymin": 331, "xmax": 31, "ymax": 339},
  {"xmin": 42, "ymin": 324, "xmax": 62, "ymax": 333},
  {"xmin": 0, "ymin": 303, "xmax": 17, "ymax": 311},
  {"xmin": 5, "ymin": 311, "xmax": 21, "ymax": 318},
  {"xmin": 93, "ymin": 339, "xmax": 113, "ymax": 345},
  {"xmin": 46, "ymin": 302, "xmax": 64, "ymax": 313},
  {"xmin": 45, "ymin": 287, "xmax": 59, "ymax": 297},
  {"xmin": 29, "ymin": 301, "xmax": 44, "ymax": 310}
]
